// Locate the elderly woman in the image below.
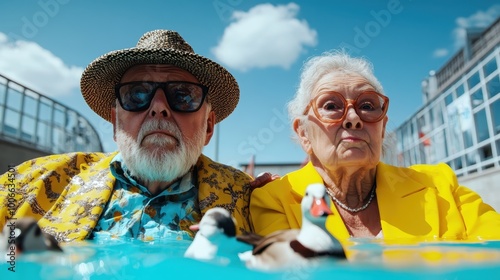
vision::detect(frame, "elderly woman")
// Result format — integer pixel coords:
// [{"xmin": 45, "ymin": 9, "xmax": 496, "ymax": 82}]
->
[{"xmin": 250, "ymin": 51, "xmax": 500, "ymax": 242}]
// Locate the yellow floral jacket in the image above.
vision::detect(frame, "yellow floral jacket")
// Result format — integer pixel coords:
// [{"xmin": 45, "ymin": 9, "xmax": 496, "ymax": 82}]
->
[
  {"xmin": 251, "ymin": 161, "xmax": 500, "ymax": 243},
  {"xmin": 0, "ymin": 152, "xmax": 253, "ymax": 242}
]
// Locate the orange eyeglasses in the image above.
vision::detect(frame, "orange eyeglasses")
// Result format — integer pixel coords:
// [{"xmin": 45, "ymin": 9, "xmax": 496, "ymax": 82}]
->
[{"xmin": 303, "ymin": 91, "xmax": 389, "ymax": 123}]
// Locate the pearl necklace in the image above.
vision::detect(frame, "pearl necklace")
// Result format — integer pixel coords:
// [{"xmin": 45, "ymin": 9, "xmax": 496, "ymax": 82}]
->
[{"xmin": 325, "ymin": 182, "xmax": 376, "ymax": 213}]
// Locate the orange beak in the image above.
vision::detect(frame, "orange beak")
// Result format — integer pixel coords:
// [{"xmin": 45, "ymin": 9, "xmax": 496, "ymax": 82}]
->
[{"xmin": 310, "ymin": 197, "xmax": 333, "ymax": 217}]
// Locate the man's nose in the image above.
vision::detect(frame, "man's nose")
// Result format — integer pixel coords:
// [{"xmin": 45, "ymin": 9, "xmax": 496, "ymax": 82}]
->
[{"xmin": 149, "ymin": 88, "xmax": 171, "ymax": 118}]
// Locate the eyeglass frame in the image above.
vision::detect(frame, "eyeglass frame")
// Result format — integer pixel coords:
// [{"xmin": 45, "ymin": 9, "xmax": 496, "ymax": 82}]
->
[
  {"xmin": 114, "ymin": 81, "xmax": 209, "ymax": 113},
  {"xmin": 303, "ymin": 90, "xmax": 389, "ymax": 123}
]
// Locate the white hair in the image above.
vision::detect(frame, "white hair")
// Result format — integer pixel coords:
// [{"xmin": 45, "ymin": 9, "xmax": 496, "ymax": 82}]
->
[{"xmin": 287, "ymin": 50, "xmax": 385, "ymax": 124}]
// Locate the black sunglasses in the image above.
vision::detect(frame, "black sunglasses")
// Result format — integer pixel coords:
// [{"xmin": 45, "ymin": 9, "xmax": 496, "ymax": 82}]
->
[{"xmin": 115, "ymin": 81, "xmax": 208, "ymax": 112}]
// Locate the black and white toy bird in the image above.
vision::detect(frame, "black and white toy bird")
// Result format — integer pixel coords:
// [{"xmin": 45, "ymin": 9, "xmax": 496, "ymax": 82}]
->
[
  {"xmin": 184, "ymin": 207, "xmax": 251, "ymax": 263},
  {"xmin": 1, "ymin": 217, "xmax": 62, "ymax": 256}
]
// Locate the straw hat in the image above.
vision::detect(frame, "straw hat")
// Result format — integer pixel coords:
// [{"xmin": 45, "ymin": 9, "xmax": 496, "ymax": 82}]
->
[{"xmin": 80, "ymin": 29, "xmax": 239, "ymax": 123}]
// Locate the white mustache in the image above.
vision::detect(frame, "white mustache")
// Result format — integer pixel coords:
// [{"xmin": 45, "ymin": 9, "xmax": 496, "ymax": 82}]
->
[{"xmin": 137, "ymin": 119, "xmax": 181, "ymax": 143}]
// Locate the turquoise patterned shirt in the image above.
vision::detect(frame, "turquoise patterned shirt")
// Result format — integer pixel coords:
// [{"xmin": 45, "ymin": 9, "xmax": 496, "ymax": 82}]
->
[{"xmin": 92, "ymin": 154, "xmax": 200, "ymax": 241}]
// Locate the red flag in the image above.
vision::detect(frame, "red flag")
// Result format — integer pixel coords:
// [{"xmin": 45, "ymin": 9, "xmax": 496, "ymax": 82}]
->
[{"xmin": 419, "ymin": 132, "xmax": 431, "ymax": 146}]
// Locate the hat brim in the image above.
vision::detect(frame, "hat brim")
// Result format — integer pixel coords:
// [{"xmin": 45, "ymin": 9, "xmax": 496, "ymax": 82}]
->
[{"xmin": 80, "ymin": 47, "xmax": 239, "ymax": 124}]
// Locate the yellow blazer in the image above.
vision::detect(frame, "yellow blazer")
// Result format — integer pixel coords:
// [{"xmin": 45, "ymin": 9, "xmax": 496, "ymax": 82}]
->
[
  {"xmin": 250, "ymin": 162, "xmax": 500, "ymax": 242},
  {"xmin": 0, "ymin": 152, "xmax": 253, "ymax": 241}
]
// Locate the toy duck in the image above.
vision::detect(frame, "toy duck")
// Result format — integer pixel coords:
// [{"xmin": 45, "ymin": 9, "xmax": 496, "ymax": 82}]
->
[
  {"xmin": 1, "ymin": 217, "xmax": 62, "ymax": 254},
  {"xmin": 184, "ymin": 207, "xmax": 251, "ymax": 262},
  {"xmin": 238, "ymin": 183, "xmax": 346, "ymax": 271}
]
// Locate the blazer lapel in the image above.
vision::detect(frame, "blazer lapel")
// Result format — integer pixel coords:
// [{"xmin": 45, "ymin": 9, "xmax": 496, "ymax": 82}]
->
[{"xmin": 376, "ymin": 162, "xmax": 440, "ymax": 240}]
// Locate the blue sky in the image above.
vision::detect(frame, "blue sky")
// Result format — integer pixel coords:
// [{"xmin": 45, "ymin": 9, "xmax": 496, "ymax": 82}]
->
[{"xmin": 0, "ymin": 0, "xmax": 499, "ymax": 168}]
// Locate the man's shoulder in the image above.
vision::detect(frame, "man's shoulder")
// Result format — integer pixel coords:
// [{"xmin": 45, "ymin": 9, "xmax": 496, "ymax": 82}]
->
[
  {"xmin": 31, "ymin": 151, "xmax": 117, "ymax": 165},
  {"xmin": 196, "ymin": 154, "xmax": 252, "ymax": 182},
  {"xmin": 13, "ymin": 151, "xmax": 118, "ymax": 173}
]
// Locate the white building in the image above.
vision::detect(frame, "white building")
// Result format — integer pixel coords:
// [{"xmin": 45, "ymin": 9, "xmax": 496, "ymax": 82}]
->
[{"xmin": 384, "ymin": 17, "xmax": 500, "ymax": 211}]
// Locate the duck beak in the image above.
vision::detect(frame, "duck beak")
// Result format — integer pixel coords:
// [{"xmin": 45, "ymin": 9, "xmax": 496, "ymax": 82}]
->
[{"xmin": 310, "ymin": 198, "xmax": 333, "ymax": 217}]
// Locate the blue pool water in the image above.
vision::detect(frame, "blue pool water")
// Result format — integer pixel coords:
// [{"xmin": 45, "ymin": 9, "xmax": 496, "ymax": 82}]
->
[{"xmin": 1, "ymin": 239, "xmax": 500, "ymax": 279}]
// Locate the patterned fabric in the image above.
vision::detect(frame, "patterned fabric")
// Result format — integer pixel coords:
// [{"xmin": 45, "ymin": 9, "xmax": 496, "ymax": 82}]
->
[
  {"xmin": 92, "ymin": 154, "xmax": 200, "ymax": 241},
  {"xmin": 0, "ymin": 152, "xmax": 253, "ymax": 242}
]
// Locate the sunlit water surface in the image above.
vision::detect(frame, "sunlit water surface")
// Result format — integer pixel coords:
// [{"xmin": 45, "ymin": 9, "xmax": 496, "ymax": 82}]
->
[{"xmin": 1, "ymin": 238, "xmax": 500, "ymax": 279}]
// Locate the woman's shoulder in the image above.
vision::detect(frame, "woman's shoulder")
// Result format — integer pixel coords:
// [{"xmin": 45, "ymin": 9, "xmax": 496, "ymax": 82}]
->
[
  {"xmin": 408, "ymin": 162, "xmax": 454, "ymax": 174},
  {"xmin": 256, "ymin": 172, "xmax": 294, "ymax": 194},
  {"xmin": 379, "ymin": 161, "xmax": 455, "ymax": 177},
  {"xmin": 378, "ymin": 161, "xmax": 458, "ymax": 190},
  {"xmin": 196, "ymin": 154, "xmax": 253, "ymax": 184}
]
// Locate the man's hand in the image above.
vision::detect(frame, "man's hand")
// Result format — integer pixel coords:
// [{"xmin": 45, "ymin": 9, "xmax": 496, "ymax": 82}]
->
[{"xmin": 249, "ymin": 172, "xmax": 280, "ymax": 190}]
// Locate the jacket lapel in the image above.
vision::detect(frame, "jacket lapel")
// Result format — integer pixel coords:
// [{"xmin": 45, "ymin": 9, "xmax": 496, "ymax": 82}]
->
[
  {"xmin": 376, "ymin": 162, "xmax": 440, "ymax": 240},
  {"xmin": 38, "ymin": 153, "xmax": 117, "ymax": 242}
]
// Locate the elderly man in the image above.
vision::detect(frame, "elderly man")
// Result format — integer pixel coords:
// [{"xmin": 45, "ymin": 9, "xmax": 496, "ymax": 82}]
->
[{"xmin": 0, "ymin": 30, "xmax": 257, "ymax": 242}]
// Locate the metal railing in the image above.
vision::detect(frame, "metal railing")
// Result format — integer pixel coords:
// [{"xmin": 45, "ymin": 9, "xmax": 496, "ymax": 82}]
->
[{"xmin": 0, "ymin": 74, "xmax": 103, "ymax": 154}]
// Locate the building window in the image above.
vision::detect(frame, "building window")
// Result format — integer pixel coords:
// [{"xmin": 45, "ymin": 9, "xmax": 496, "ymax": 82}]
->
[
  {"xmin": 431, "ymin": 103, "xmax": 444, "ymax": 127},
  {"xmin": 463, "ymin": 129, "xmax": 474, "ymax": 149},
  {"xmin": 6, "ymin": 86, "xmax": 23, "ymax": 111},
  {"xmin": 483, "ymin": 57, "xmax": 498, "ymax": 78},
  {"xmin": 466, "ymin": 151, "xmax": 478, "ymax": 169},
  {"xmin": 429, "ymin": 129, "xmax": 447, "ymax": 162},
  {"xmin": 454, "ymin": 156, "xmax": 463, "ymax": 170},
  {"xmin": 497, "ymin": 139, "xmax": 500, "ymax": 158},
  {"xmin": 445, "ymin": 92, "xmax": 454, "ymax": 106},
  {"xmin": 447, "ymin": 94, "xmax": 473, "ymax": 152},
  {"xmin": 419, "ymin": 143, "xmax": 427, "ymax": 163},
  {"xmin": 486, "ymin": 75, "xmax": 500, "ymax": 98},
  {"xmin": 467, "ymin": 72, "xmax": 481, "ymax": 91},
  {"xmin": 471, "ymin": 88, "xmax": 484, "ymax": 108},
  {"xmin": 456, "ymin": 84, "xmax": 466, "ymax": 97},
  {"xmin": 478, "ymin": 144, "xmax": 493, "ymax": 162},
  {"xmin": 474, "ymin": 109, "xmax": 490, "ymax": 143},
  {"xmin": 491, "ymin": 99, "xmax": 500, "ymax": 135}
]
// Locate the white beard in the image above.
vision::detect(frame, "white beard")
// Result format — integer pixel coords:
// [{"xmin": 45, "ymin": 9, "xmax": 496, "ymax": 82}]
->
[{"xmin": 115, "ymin": 118, "xmax": 206, "ymax": 184}]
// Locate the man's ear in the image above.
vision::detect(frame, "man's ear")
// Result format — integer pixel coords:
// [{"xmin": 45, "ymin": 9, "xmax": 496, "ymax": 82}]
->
[
  {"xmin": 204, "ymin": 111, "xmax": 215, "ymax": 145},
  {"xmin": 293, "ymin": 118, "xmax": 312, "ymax": 154},
  {"xmin": 111, "ymin": 107, "xmax": 117, "ymax": 142}
]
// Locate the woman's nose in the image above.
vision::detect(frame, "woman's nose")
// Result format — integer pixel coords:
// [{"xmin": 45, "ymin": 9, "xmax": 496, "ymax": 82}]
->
[{"xmin": 342, "ymin": 107, "xmax": 362, "ymax": 129}]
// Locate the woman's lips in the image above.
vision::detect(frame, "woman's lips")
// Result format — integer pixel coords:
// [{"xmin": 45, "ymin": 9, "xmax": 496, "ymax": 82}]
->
[{"xmin": 341, "ymin": 136, "xmax": 362, "ymax": 142}]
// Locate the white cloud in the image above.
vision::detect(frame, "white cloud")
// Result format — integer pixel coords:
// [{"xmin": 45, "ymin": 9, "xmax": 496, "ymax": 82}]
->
[
  {"xmin": 212, "ymin": 3, "xmax": 317, "ymax": 71},
  {"xmin": 432, "ymin": 48, "xmax": 449, "ymax": 58},
  {"xmin": 0, "ymin": 32, "xmax": 82, "ymax": 97},
  {"xmin": 452, "ymin": 4, "xmax": 500, "ymax": 49}
]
